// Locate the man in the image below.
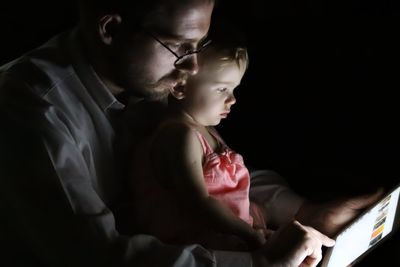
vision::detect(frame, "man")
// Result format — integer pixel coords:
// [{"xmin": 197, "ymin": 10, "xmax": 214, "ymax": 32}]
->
[{"xmin": 0, "ymin": 0, "xmax": 381, "ymax": 266}]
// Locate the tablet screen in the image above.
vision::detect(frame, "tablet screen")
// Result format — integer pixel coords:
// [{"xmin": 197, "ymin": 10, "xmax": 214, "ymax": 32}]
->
[{"xmin": 321, "ymin": 184, "xmax": 400, "ymax": 267}]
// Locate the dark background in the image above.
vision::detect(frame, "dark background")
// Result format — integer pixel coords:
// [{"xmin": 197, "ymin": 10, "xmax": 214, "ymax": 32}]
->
[
  {"xmin": 1, "ymin": 0, "xmax": 399, "ymax": 266},
  {"xmin": 214, "ymin": 1, "xmax": 400, "ymax": 196}
]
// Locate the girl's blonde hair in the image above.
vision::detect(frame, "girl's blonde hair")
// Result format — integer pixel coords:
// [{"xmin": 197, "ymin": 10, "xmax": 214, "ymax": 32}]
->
[{"xmin": 203, "ymin": 19, "xmax": 249, "ymax": 72}]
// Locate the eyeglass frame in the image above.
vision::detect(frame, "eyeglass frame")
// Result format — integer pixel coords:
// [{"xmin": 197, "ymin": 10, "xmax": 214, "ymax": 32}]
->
[{"xmin": 147, "ymin": 32, "xmax": 212, "ymax": 66}]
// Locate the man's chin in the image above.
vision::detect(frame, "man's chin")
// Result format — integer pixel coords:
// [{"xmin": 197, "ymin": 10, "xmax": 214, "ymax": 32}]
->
[
  {"xmin": 148, "ymin": 92, "xmax": 169, "ymax": 102},
  {"xmin": 142, "ymin": 88, "xmax": 170, "ymax": 102},
  {"xmin": 127, "ymin": 85, "xmax": 169, "ymax": 100}
]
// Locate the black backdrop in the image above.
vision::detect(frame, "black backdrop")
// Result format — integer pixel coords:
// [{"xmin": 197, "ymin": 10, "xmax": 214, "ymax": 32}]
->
[{"xmin": 1, "ymin": 1, "xmax": 399, "ymax": 266}]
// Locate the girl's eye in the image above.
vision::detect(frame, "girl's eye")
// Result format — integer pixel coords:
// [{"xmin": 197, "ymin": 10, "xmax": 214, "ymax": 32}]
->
[{"xmin": 217, "ymin": 88, "xmax": 228, "ymax": 93}]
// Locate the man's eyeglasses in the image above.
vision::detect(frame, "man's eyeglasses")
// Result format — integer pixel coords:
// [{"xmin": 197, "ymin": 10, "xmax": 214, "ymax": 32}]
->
[{"xmin": 148, "ymin": 32, "xmax": 212, "ymax": 66}]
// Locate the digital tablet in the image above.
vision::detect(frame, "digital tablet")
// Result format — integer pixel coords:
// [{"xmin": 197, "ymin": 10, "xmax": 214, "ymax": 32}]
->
[{"xmin": 321, "ymin": 183, "xmax": 400, "ymax": 267}]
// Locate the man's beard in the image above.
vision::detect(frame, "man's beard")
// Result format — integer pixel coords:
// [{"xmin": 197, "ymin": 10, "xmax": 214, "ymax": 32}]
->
[
  {"xmin": 114, "ymin": 64, "xmax": 188, "ymax": 102},
  {"xmin": 144, "ymin": 87, "xmax": 170, "ymax": 101},
  {"xmin": 132, "ymin": 72, "xmax": 188, "ymax": 101},
  {"xmin": 117, "ymin": 80, "xmax": 169, "ymax": 105}
]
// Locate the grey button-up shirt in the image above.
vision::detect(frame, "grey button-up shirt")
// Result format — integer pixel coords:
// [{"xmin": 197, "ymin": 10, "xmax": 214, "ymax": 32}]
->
[{"xmin": 0, "ymin": 29, "xmax": 257, "ymax": 266}]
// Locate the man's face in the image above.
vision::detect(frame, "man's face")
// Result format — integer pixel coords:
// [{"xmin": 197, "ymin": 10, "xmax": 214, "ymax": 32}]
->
[{"xmin": 110, "ymin": 0, "xmax": 214, "ymax": 99}]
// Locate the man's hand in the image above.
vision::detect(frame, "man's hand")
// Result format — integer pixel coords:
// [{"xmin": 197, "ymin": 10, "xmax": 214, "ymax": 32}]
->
[
  {"xmin": 252, "ymin": 220, "xmax": 335, "ymax": 267},
  {"xmin": 296, "ymin": 188, "xmax": 384, "ymax": 237}
]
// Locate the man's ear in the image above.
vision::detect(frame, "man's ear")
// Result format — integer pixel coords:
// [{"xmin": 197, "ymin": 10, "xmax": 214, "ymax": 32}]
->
[
  {"xmin": 98, "ymin": 14, "xmax": 122, "ymax": 45},
  {"xmin": 169, "ymin": 85, "xmax": 186, "ymax": 100}
]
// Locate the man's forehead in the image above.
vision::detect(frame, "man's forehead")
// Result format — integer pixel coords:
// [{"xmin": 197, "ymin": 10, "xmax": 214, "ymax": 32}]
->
[{"xmin": 145, "ymin": 0, "xmax": 213, "ymax": 40}]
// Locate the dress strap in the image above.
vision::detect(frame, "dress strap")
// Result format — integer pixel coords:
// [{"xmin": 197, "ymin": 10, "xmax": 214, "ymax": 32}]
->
[
  {"xmin": 207, "ymin": 127, "xmax": 228, "ymax": 148},
  {"xmin": 192, "ymin": 128, "xmax": 214, "ymax": 155}
]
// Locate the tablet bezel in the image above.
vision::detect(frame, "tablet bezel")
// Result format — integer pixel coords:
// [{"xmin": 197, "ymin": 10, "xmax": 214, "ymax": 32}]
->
[{"xmin": 321, "ymin": 183, "xmax": 400, "ymax": 267}]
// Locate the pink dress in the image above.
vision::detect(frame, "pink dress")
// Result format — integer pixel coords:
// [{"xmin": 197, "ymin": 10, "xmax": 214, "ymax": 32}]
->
[
  {"xmin": 194, "ymin": 128, "xmax": 253, "ymax": 226},
  {"xmin": 130, "ymin": 127, "xmax": 253, "ymax": 244}
]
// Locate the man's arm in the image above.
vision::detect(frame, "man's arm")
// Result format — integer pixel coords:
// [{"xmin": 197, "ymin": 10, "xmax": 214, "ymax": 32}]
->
[
  {"xmin": 248, "ymin": 169, "xmax": 382, "ymax": 237},
  {"xmin": 249, "ymin": 169, "xmax": 304, "ymax": 229},
  {"xmin": 295, "ymin": 189, "xmax": 383, "ymax": 237}
]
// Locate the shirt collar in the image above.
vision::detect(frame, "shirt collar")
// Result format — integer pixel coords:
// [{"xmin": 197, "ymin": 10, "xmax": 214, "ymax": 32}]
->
[{"xmin": 68, "ymin": 28, "xmax": 125, "ymax": 113}]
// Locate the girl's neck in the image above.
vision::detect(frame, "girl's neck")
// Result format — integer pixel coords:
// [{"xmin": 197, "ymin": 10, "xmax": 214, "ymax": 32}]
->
[
  {"xmin": 180, "ymin": 110, "xmax": 201, "ymax": 126},
  {"xmin": 167, "ymin": 103, "xmax": 222, "ymax": 151},
  {"xmin": 168, "ymin": 100, "xmax": 204, "ymax": 129}
]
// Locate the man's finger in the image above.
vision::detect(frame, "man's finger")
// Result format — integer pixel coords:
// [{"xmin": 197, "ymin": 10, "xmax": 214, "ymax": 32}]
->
[
  {"xmin": 301, "ymin": 253, "xmax": 321, "ymax": 267},
  {"xmin": 305, "ymin": 246, "xmax": 322, "ymax": 266},
  {"xmin": 315, "ymin": 229, "xmax": 335, "ymax": 247},
  {"xmin": 302, "ymin": 224, "xmax": 336, "ymax": 247}
]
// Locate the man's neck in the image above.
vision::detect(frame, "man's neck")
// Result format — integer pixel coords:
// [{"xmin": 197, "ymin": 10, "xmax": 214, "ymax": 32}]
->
[{"xmin": 78, "ymin": 26, "xmax": 124, "ymax": 96}]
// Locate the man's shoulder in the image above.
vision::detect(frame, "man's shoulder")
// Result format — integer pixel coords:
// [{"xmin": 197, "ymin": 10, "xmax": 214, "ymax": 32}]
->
[{"xmin": 0, "ymin": 31, "xmax": 76, "ymax": 99}]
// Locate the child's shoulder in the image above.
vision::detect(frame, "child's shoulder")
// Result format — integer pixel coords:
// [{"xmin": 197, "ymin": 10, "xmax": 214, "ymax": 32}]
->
[
  {"xmin": 156, "ymin": 119, "xmax": 197, "ymax": 137},
  {"xmin": 152, "ymin": 119, "xmax": 204, "ymax": 149},
  {"xmin": 150, "ymin": 119, "xmax": 208, "ymax": 156}
]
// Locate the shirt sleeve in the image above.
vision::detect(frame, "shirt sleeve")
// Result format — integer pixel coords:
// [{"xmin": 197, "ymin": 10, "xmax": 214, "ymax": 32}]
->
[
  {"xmin": 214, "ymin": 251, "xmax": 253, "ymax": 267},
  {"xmin": 0, "ymin": 77, "xmax": 254, "ymax": 267},
  {"xmin": 249, "ymin": 169, "xmax": 305, "ymax": 228}
]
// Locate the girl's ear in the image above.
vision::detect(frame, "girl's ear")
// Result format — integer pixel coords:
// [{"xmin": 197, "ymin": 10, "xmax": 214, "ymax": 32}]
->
[
  {"xmin": 98, "ymin": 14, "xmax": 122, "ymax": 45},
  {"xmin": 169, "ymin": 84, "xmax": 186, "ymax": 100}
]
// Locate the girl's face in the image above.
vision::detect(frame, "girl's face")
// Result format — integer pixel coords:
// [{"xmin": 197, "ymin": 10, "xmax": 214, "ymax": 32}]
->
[{"xmin": 182, "ymin": 56, "xmax": 245, "ymax": 126}]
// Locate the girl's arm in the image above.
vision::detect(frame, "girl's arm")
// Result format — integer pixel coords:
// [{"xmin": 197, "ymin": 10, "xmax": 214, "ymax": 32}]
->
[{"xmin": 151, "ymin": 122, "xmax": 264, "ymax": 248}]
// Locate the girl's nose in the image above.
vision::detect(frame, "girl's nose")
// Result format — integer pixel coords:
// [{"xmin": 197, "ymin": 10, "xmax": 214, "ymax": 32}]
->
[{"xmin": 226, "ymin": 93, "xmax": 236, "ymax": 106}]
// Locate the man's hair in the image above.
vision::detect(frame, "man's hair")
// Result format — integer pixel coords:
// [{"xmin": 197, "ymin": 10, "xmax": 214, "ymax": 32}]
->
[{"xmin": 79, "ymin": 0, "xmax": 215, "ymax": 27}]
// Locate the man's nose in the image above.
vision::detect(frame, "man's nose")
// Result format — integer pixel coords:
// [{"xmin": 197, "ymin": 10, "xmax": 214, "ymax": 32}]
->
[{"xmin": 174, "ymin": 54, "xmax": 199, "ymax": 76}]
